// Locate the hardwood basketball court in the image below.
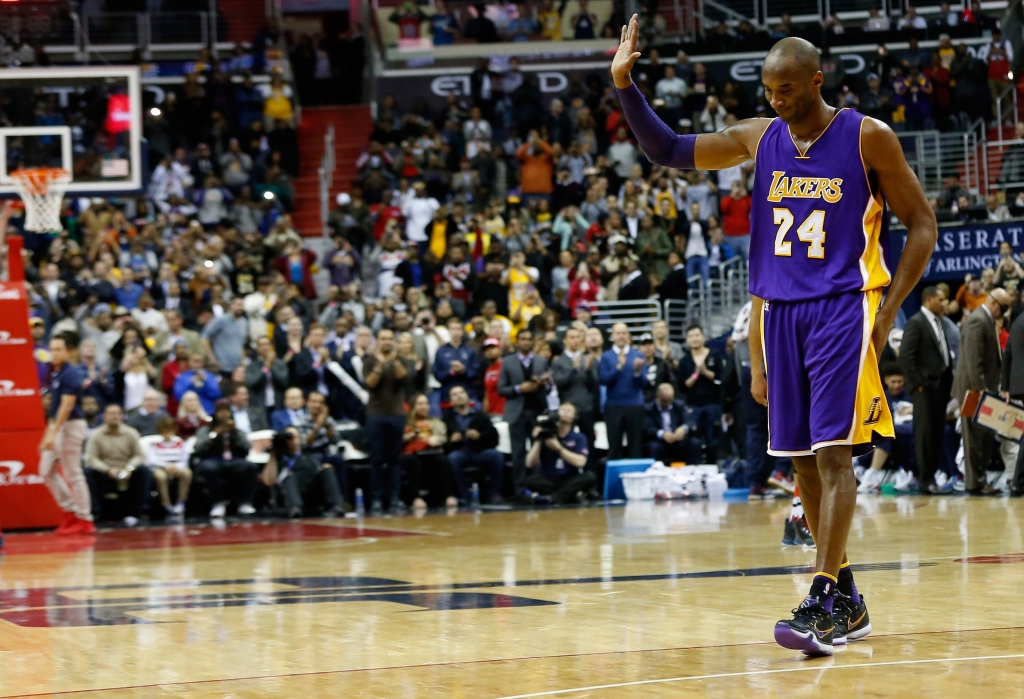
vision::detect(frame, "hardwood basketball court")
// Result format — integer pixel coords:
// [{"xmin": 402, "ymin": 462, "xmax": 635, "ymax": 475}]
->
[{"xmin": 1, "ymin": 496, "xmax": 1022, "ymax": 697}]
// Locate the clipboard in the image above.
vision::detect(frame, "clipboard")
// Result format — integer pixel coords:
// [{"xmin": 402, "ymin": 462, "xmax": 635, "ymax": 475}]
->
[{"xmin": 960, "ymin": 390, "xmax": 1024, "ymax": 442}]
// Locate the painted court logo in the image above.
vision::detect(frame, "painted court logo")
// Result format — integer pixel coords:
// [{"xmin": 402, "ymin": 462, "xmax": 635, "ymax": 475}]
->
[
  {"xmin": 0, "ymin": 380, "xmax": 35, "ymax": 397},
  {"xmin": 0, "ymin": 330, "xmax": 28, "ymax": 345},
  {"xmin": 0, "ymin": 461, "xmax": 44, "ymax": 486},
  {"xmin": 863, "ymin": 397, "xmax": 882, "ymax": 425}
]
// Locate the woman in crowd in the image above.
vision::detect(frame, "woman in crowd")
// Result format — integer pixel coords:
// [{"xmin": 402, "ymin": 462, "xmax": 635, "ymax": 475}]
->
[
  {"xmin": 118, "ymin": 344, "xmax": 157, "ymax": 411},
  {"xmin": 401, "ymin": 394, "xmax": 457, "ymax": 510},
  {"xmin": 176, "ymin": 390, "xmax": 211, "ymax": 439}
]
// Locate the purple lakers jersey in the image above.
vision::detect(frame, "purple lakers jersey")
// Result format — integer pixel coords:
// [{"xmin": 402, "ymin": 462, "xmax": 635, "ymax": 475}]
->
[{"xmin": 749, "ymin": 109, "xmax": 891, "ymax": 302}]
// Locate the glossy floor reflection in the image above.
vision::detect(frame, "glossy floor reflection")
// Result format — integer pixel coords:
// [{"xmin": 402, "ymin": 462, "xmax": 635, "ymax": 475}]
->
[{"xmin": 1, "ymin": 496, "xmax": 1023, "ymax": 697}]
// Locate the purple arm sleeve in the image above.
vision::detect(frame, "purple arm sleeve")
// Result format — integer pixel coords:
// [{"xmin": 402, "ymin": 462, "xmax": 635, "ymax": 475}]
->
[{"xmin": 615, "ymin": 83, "xmax": 696, "ymax": 170}]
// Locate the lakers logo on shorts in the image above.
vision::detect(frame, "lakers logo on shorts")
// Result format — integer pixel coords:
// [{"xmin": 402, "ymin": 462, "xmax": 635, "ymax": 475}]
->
[{"xmin": 863, "ymin": 397, "xmax": 882, "ymax": 426}]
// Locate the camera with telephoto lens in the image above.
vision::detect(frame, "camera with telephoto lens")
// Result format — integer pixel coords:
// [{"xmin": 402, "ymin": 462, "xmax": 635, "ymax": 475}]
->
[{"xmin": 534, "ymin": 412, "xmax": 556, "ymax": 440}]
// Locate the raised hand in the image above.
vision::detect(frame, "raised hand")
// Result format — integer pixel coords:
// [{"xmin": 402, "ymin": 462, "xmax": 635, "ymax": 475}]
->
[{"xmin": 611, "ymin": 14, "xmax": 641, "ymax": 89}]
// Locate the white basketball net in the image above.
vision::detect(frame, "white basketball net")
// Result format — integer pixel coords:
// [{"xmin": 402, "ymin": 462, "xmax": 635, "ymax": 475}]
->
[{"xmin": 10, "ymin": 168, "xmax": 70, "ymax": 233}]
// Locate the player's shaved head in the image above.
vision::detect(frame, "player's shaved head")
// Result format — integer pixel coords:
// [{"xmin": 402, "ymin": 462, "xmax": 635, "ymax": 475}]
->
[
  {"xmin": 763, "ymin": 37, "xmax": 820, "ymax": 77},
  {"xmin": 761, "ymin": 37, "xmax": 824, "ymax": 124}
]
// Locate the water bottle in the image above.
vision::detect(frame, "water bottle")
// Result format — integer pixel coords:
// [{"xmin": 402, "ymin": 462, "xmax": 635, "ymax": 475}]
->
[
  {"xmin": 470, "ymin": 483, "xmax": 480, "ymax": 509},
  {"xmin": 355, "ymin": 488, "xmax": 365, "ymax": 516}
]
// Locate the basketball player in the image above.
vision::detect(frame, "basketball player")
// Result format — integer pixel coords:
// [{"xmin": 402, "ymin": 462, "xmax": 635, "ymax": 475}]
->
[
  {"xmin": 38, "ymin": 332, "xmax": 96, "ymax": 535},
  {"xmin": 612, "ymin": 22, "xmax": 936, "ymax": 655}
]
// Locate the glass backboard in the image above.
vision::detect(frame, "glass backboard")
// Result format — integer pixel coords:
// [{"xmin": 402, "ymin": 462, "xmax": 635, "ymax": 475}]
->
[{"xmin": 0, "ymin": 66, "xmax": 142, "ymax": 195}]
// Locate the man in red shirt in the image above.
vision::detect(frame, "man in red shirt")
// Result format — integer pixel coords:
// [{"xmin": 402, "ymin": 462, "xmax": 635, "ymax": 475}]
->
[
  {"xmin": 482, "ymin": 337, "xmax": 506, "ymax": 416},
  {"xmin": 718, "ymin": 180, "xmax": 752, "ymax": 261}
]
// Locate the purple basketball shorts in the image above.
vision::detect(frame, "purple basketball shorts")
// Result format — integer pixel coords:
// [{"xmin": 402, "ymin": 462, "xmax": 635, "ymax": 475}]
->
[{"xmin": 761, "ymin": 288, "xmax": 895, "ymax": 457}]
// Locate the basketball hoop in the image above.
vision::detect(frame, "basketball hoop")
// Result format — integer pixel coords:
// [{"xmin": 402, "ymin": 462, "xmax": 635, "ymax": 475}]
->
[{"xmin": 9, "ymin": 167, "xmax": 70, "ymax": 233}]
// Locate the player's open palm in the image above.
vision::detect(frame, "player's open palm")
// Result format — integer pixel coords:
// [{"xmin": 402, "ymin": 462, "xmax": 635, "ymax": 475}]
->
[{"xmin": 611, "ymin": 14, "xmax": 641, "ymax": 89}]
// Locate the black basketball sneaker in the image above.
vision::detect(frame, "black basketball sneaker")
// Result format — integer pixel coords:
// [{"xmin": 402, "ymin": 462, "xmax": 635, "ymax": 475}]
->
[
  {"xmin": 774, "ymin": 600, "xmax": 835, "ymax": 655},
  {"xmin": 832, "ymin": 593, "xmax": 872, "ymax": 645}
]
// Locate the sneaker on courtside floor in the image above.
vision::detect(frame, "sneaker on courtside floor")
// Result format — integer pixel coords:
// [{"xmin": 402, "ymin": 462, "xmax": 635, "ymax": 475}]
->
[
  {"xmin": 774, "ymin": 601, "xmax": 835, "ymax": 656},
  {"xmin": 781, "ymin": 518, "xmax": 800, "ymax": 546},
  {"xmin": 796, "ymin": 517, "xmax": 815, "ymax": 547},
  {"xmin": 72, "ymin": 518, "xmax": 96, "ymax": 535},
  {"xmin": 55, "ymin": 512, "xmax": 79, "ymax": 536},
  {"xmin": 768, "ymin": 470, "xmax": 796, "ymax": 494},
  {"xmin": 832, "ymin": 593, "xmax": 872, "ymax": 645}
]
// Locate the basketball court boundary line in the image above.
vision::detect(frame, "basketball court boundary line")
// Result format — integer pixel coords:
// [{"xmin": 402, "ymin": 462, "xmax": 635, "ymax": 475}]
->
[
  {"xmin": 492, "ymin": 653, "xmax": 1024, "ymax": 698},
  {"xmin": 4, "ymin": 626, "xmax": 1024, "ymax": 697}
]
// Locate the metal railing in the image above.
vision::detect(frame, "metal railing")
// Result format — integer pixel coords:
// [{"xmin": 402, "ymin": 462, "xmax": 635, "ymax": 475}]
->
[
  {"xmin": 984, "ymin": 135, "xmax": 1024, "ymax": 191},
  {"xmin": 897, "ymin": 128, "xmax": 983, "ymax": 198},
  {"xmin": 664, "ymin": 257, "xmax": 749, "ymax": 341},
  {"xmin": 587, "ymin": 299, "xmax": 663, "ymax": 336},
  {"xmin": 995, "ymin": 83, "xmax": 1019, "ymax": 130},
  {"xmin": 319, "ymin": 124, "xmax": 336, "ymax": 239}
]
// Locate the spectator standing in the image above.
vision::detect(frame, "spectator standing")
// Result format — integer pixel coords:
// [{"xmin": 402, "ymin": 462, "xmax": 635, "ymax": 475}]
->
[
  {"xmin": 570, "ymin": 0, "xmax": 597, "ymax": 38},
  {"xmin": 247, "ymin": 336, "xmax": 289, "ymax": 414},
  {"xmin": 635, "ymin": 214, "xmax": 673, "ymax": 282},
  {"xmin": 498, "ymin": 328, "xmax": 551, "ymax": 490},
  {"xmin": 39, "ymin": 333, "xmax": 95, "ymax": 535},
  {"xmin": 865, "ymin": 7, "xmax": 890, "ymax": 31},
  {"xmin": 537, "ymin": 0, "xmax": 563, "ymax": 40},
  {"xmin": 637, "ymin": 333, "xmax": 674, "ymax": 402},
  {"xmin": 901, "ymin": 286, "xmax": 955, "ymax": 494},
  {"xmin": 84, "ymin": 404, "xmax": 151, "ymax": 527},
  {"xmin": 173, "ymin": 352, "xmax": 222, "ymax": 415},
  {"xmin": 482, "ymin": 337, "xmax": 507, "ymax": 415},
  {"xmin": 517, "ymin": 131, "xmax": 555, "ymax": 203},
  {"xmin": 524, "ymin": 402, "xmax": 594, "ymax": 504},
  {"xmin": 430, "ymin": 0, "xmax": 460, "ymax": 45},
  {"xmin": 273, "ymin": 241, "xmax": 319, "ymax": 300},
  {"xmin": 202, "ymin": 297, "xmax": 248, "ymax": 375},
  {"xmin": 655, "ymin": 66, "xmax": 688, "ymax": 125},
  {"xmin": 551, "ymin": 325, "xmax": 599, "ymax": 460},
  {"xmin": 953, "ymin": 289, "xmax": 1011, "ymax": 494},
  {"xmin": 978, "ymin": 29, "xmax": 1014, "ymax": 122},
  {"xmin": 599, "ymin": 322, "xmax": 647, "ymax": 459},
  {"xmin": 677, "ymin": 325, "xmax": 723, "ymax": 464},
  {"xmin": 1003, "ymin": 302, "xmax": 1024, "ymax": 495},
  {"xmin": 433, "ymin": 317, "xmax": 482, "ymax": 405},
  {"xmin": 363, "ymin": 329, "xmax": 416, "ymax": 515},
  {"xmin": 719, "ymin": 181, "xmax": 752, "ymax": 260}
]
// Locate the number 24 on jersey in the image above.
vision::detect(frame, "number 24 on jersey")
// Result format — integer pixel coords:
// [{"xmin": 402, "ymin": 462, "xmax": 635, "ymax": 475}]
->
[{"xmin": 773, "ymin": 208, "xmax": 826, "ymax": 259}]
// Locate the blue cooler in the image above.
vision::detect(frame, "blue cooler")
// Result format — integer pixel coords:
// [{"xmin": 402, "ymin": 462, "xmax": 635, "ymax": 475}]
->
[{"xmin": 603, "ymin": 459, "xmax": 656, "ymax": 501}]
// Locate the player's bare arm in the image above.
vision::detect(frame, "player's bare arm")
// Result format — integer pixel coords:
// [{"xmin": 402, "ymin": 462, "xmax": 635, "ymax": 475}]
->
[
  {"xmin": 611, "ymin": 13, "xmax": 769, "ymax": 170},
  {"xmin": 862, "ymin": 118, "xmax": 938, "ymax": 359}
]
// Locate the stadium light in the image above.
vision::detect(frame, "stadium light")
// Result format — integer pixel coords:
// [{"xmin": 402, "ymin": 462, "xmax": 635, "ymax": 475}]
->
[
  {"xmin": 150, "ymin": 107, "xmax": 161, "ymax": 117},
  {"xmin": 263, "ymin": 191, "xmax": 275, "ymax": 200}
]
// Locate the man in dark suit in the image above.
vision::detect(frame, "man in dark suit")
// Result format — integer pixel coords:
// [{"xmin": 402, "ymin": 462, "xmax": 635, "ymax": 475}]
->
[
  {"xmin": 271, "ymin": 387, "xmax": 311, "ymax": 433},
  {"xmin": 644, "ymin": 383, "xmax": 700, "ymax": 464},
  {"xmin": 444, "ymin": 385, "xmax": 505, "ymax": 503},
  {"xmin": 656, "ymin": 251, "xmax": 689, "ymax": 302},
  {"xmin": 227, "ymin": 383, "xmax": 270, "ymax": 436},
  {"xmin": 901, "ymin": 286, "xmax": 955, "ymax": 494},
  {"xmin": 497, "ymin": 328, "xmax": 551, "ymax": 490},
  {"xmin": 952, "ymin": 288, "xmax": 1012, "ymax": 494},
  {"xmin": 246, "ymin": 336, "xmax": 290, "ymax": 413},
  {"xmin": 551, "ymin": 325, "xmax": 599, "ymax": 463},
  {"xmin": 1002, "ymin": 298, "xmax": 1024, "ymax": 496}
]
